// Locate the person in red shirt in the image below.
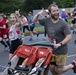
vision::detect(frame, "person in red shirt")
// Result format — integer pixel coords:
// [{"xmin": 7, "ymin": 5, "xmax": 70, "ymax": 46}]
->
[{"xmin": 0, "ymin": 14, "xmax": 10, "ymax": 51}]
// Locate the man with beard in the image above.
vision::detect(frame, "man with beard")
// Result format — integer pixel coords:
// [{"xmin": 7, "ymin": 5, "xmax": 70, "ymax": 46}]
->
[{"xmin": 32, "ymin": 4, "xmax": 76, "ymax": 75}]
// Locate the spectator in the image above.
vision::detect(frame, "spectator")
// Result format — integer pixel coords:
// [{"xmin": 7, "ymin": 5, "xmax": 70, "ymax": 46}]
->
[{"xmin": 22, "ymin": 13, "xmax": 30, "ymax": 36}]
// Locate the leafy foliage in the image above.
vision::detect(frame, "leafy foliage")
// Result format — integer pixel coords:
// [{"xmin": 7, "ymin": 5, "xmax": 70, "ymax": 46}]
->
[
  {"xmin": 22, "ymin": 0, "xmax": 53, "ymax": 13},
  {"xmin": 0, "ymin": 0, "xmax": 76, "ymax": 14},
  {"xmin": 0, "ymin": 0, "xmax": 24, "ymax": 14},
  {"xmin": 54, "ymin": 0, "xmax": 75, "ymax": 8},
  {"xmin": 22, "ymin": 0, "xmax": 76, "ymax": 13}
]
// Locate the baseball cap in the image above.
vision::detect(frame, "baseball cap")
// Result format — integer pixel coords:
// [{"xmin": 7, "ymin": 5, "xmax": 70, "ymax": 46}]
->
[
  {"xmin": 62, "ymin": 9, "xmax": 65, "ymax": 11},
  {"xmin": 45, "ymin": 10, "xmax": 49, "ymax": 12}
]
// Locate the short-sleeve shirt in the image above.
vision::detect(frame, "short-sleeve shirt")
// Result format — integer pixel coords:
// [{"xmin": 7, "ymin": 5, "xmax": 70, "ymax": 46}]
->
[
  {"xmin": 9, "ymin": 25, "xmax": 19, "ymax": 41},
  {"xmin": 61, "ymin": 13, "xmax": 67, "ymax": 19},
  {"xmin": 27, "ymin": 16, "xmax": 36, "ymax": 27},
  {"xmin": 22, "ymin": 17, "xmax": 28, "ymax": 26},
  {"xmin": 27, "ymin": 16, "xmax": 33, "ymax": 24},
  {"xmin": 39, "ymin": 18, "xmax": 71, "ymax": 54}
]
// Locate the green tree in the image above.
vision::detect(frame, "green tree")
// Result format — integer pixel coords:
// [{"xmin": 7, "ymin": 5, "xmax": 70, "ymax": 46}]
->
[
  {"xmin": 22, "ymin": 0, "xmax": 53, "ymax": 13},
  {"xmin": 0, "ymin": 0, "xmax": 75, "ymax": 14},
  {"xmin": 0, "ymin": 0, "xmax": 24, "ymax": 14},
  {"xmin": 54, "ymin": 0, "xmax": 75, "ymax": 8},
  {"xmin": 23, "ymin": 0, "xmax": 75, "ymax": 13}
]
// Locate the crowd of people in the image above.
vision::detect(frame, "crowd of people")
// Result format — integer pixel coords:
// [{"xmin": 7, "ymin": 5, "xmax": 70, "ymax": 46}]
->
[
  {"xmin": 0, "ymin": 3, "xmax": 76, "ymax": 75},
  {"xmin": 0, "ymin": 10, "xmax": 40, "ymax": 59}
]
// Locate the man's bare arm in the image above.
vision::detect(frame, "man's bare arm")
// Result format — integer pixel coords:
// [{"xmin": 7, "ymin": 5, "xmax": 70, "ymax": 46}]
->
[
  {"xmin": 32, "ymin": 13, "xmax": 40, "ymax": 23},
  {"xmin": 54, "ymin": 34, "xmax": 72, "ymax": 48},
  {"xmin": 61, "ymin": 34, "xmax": 72, "ymax": 45},
  {"xmin": 32, "ymin": 8, "xmax": 44, "ymax": 23}
]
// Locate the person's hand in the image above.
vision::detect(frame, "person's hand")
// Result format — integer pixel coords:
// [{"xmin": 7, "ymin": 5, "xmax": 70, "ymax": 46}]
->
[
  {"xmin": 54, "ymin": 43, "xmax": 61, "ymax": 48},
  {"xmin": 15, "ymin": 10, "xmax": 20, "ymax": 17},
  {"xmin": 38, "ymin": 8, "xmax": 45, "ymax": 17},
  {"xmin": 18, "ymin": 9, "xmax": 20, "ymax": 12}
]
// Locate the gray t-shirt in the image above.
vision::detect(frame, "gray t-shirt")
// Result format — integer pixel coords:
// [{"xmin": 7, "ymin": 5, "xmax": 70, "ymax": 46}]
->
[{"xmin": 39, "ymin": 18, "xmax": 71, "ymax": 54}]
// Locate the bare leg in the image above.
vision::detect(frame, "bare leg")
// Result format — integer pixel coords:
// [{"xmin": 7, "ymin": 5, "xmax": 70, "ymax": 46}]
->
[
  {"xmin": 50, "ymin": 64, "xmax": 73, "ymax": 75},
  {"xmin": 29, "ymin": 31, "xmax": 32, "ymax": 37},
  {"xmin": 21, "ymin": 58, "xmax": 28, "ymax": 66},
  {"xmin": 35, "ymin": 58, "xmax": 44, "ymax": 68},
  {"xmin": 33, "ymin": 31, "xmax": 37, "ymax": 34},
  {"xmin": 30, "ymin": 31, "xmax": 33, "ymax": 38},
  {"xmin": 43, "ymin": 64, "xmax": 50, "ymax": 75},
  {"xmin": 50, "ymin": 65, "xmax": 58, "ymax": 75},
  {"xmin": 54, "ymin": 64, "xmax": 73, "ymax": 74}
]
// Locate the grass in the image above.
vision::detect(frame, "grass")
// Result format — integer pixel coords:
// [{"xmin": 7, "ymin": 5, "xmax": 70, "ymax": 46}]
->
[
  {"xmin": 67, "ymin": 19, "xmax": 72, "ymax": 27},
  {"xmin": 24, "ymin": 26, "xmax": 45, "ymax": 36},
  {"xmin": 22, "ymin": 21, "xmax": 72, "ymax": 36}
]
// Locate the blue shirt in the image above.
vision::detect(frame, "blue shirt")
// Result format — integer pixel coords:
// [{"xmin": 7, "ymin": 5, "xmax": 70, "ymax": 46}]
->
[{"xmin": 61, "ymin": 13, "xmax": 67, "ymax": 19}]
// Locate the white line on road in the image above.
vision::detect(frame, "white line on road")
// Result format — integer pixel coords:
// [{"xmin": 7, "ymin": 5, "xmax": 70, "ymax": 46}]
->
[
  {"xmin": 30, "ymin": 40, "xmax": 76, "ymax": 58},
  {"xmin": 0, "ymin": 54, "xmax": 76, "ymax": 74},
  {"xmin": 67, "ymin": 54, "xmax": 76, "ymax": 58}
]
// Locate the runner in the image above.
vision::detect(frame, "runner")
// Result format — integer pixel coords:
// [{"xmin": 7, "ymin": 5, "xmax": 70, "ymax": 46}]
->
[
  {"xmin": 32, "ymin": 4, "xmax": 76, "ymax": 75},
  {"xmin": 22, "ymin": 13, "xmax": 31, "ymax": 36},
  {"xmin": 9, "ymin": 13, "xmax": 22, "ymax": 59},
  {"xmin": 27, "ymin": 12, "xmax": 39, "ymax": 41},
  {"xmin": 0, "ymin": 14, "xmax": 9, "ymax": 51}
]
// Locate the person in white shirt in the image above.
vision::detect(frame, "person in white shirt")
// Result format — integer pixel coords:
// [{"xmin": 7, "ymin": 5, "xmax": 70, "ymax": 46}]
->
[{"xmin": 9, "ymin": 13, "xmax": 22, "ymax": 59}]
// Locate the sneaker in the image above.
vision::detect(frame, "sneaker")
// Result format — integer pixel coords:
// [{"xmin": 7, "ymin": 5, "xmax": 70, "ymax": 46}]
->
[
  {"xmin": 71, "ymin": 60, "xmax": 76, "ymax": 73},
  {"xmin": 29, "ymin": 38, "xmax": 33, "ymax": 41},
  {"xmin": 14, "ymin": 71, "xmax": 20, "ymax": 75},
  {"xmin": 22, "ymin": 35, "xmax": 24, "ymax": 37},
  {"xmin": 37, "ymin": 33, "xmax": 39, "ymax": 37},
  {"xmin": 22, "ymin": 33, "xmax": 25, "ymax": 37}
]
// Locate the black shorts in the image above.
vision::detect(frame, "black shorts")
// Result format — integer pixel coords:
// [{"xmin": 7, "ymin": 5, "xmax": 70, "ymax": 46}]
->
[
  {"xmin": 10, "ymin": 39, "xmax": 22, "ymax": 54},
  {"xmin": 23, "ymin": 26, "xmax": 30, "ymax": 32}
]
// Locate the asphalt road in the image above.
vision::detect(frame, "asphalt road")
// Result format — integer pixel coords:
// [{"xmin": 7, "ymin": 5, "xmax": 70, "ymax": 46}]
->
[{"xmin": 0, "ymin": 33, "xmax": 76, "ymax": 75}]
